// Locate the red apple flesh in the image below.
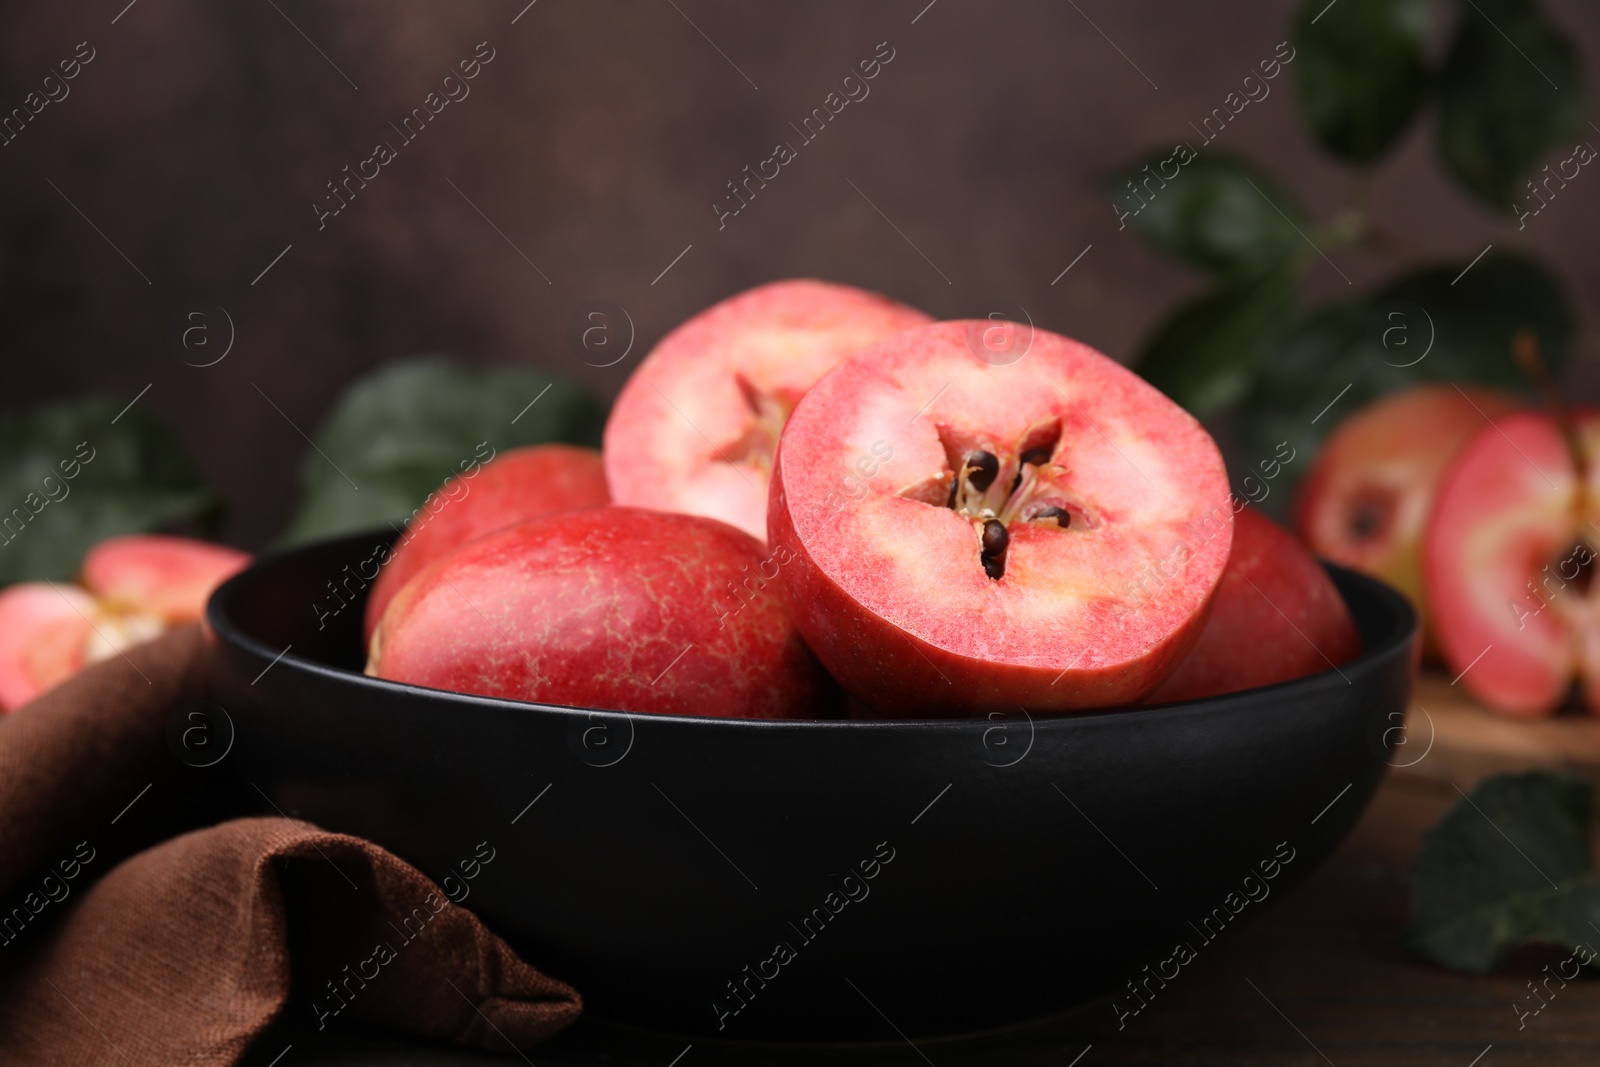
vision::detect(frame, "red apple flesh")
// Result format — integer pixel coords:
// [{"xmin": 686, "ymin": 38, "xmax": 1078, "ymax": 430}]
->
[
  {"xmin": 768, "ymin": 320, "xmax": 1233, "ymax": 716},
  {"xmin": 368, "ymin": 507, "xmax": 830, "ymax": 718},
  {"xmin": 82, "ymin": 534, "xmax": 249, "ymax": 623},
  {"xmin": 0, "ymin": 534, "xmax": 250, "ymax": 711},
  {"xmin": 1425, "ymin": 410, "xmax": 1600, "ymax": 716},
  {"xmin": 0, "ymin": 583, "xmax": 95, "ymax": 710},
  {"xmin": 362, "ymin": 444, "xmax": 610, "ymax": 642},
  {"xmin": 603, "ymin": 279, "xmax": 931, "ymax": 540},
  {"xmin": 1295, "ymin": 384, "xmax": 1518, "ymax": 652},
  {"xmin": 1145, "ymin": 507, "xmax": 1361, "ymax": 703}
]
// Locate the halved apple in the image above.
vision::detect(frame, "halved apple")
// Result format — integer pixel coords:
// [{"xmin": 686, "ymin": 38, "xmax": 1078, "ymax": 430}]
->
[
  {"xmin": 0, "ymin": 534, "xmax": 249, "ymax": 711},
  {"xmin": 603, "ymin": 279, "xmax": 930, "ymax": 540},
  {"xmin": 0, "ymin": 583, "xmax": 96, "ymax": 711},
  {"xmin": 1425, "ymin": 410, "xmax": 1600, "ymax": 716},
  {"xmin": 1296, "ymin": 383, "xmax": 1518, "ymax": 653},
  {"xmin": 768, "ymin": 321, "xmax": 1232, "ymax": 716}
]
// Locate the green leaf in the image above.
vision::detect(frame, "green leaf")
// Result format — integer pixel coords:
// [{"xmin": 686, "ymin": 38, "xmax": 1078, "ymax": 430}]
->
[
  {"xmin": 1292, "ymin": 0, "xmax": 1431, "ymax": 164},
  {"xmin": 1134, "ymin": 272, "xmax": 1297, "ymax": 417},
  {"xmin": 0, "ymin": 396, "xmax": 219, "ymax": 583},
  {"xmin": 1238, "ymin": 298, "xmax": 1380, "ymax": 489},
  {"xmin": 1404, "ymin": 772, "xmax": 1600, "ymax": 973},
  {"xmin": 1375, "ymin": 252, "xmax": 1573, "ymax": 385},
  {"xmin": 1108, "ymin": 153, "xmax": 1310, "ymax": 279},
  {"xmin": 280, "ymin": 357, "xmax": 605, "ymax": 545},
  {"xmin": 1236, "ymin": 253, "xmax": 1569, "ymax": 489},
  {"xmin": 1436, "ymin": 0, "xmax": 1585, "ymax": 209}
]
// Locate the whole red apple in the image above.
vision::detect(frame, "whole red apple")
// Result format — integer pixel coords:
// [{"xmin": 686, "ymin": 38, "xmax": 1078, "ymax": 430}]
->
[
  {"xmin": 1425, "ymin": 410, "xmax": 1600, "ymax": 716},
  {"xmin": 0, "ymin": 534, "xmax": 249, "ymax": 711},
  {"xmin": 368, "ymin": 507, "xmax": 831, "ymax": 718},
  {"xmin": 1145, "ymin": 507, "xmax": 1361, "ymax": 703},
  {"xmin": 362, "ymin": 444, "xmax": 610, "ymax": 642},
  {"xmin": 768, "ymin": 320, "xmax": 1233, "ymax": 716},
  {"xmin": 603, "ymin": 279, "xmax": 930, "ymax": 541},
  {"xmin": 1295, "ymin": 384, "xmax": 1518, "ymax": 652}
]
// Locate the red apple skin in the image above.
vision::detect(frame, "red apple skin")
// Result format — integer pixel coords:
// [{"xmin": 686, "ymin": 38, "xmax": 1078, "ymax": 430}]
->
[
  {"xmin": 0, "ymin": 583, "xmax": 95, "ymax": 711},
  {"xmin": 604, "ymin": 279, "xmax": 931, "ymax": 541},
  {"xmin": 362, "ymin": 445, "xmax": 610, "ymax": 643},
  {"xmin": 1424, "ymin": 410, "xmax": 1600, "ymax": 717},
  {"xmin": 1295, "ymin": 384, "xmax": 1518, "ymax": 654},
  {"xmin": 368, "ymin": 507, "xmax": 831, "ymax": 718},
  {"xmin": 1145, "ymin": 508, "xmax": 1362, "ymax": 703},
  {"xmin": 768, "ymin": 321, "xmax": 1233, "ymax": 717},
  {"xmin": 81, "ymin": 534, "xmax": 250, "ymax": 624}
]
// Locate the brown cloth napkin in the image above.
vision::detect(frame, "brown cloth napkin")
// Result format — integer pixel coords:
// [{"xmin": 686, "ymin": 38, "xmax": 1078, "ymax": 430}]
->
[{"xmin": 0, "ymin": 623, "xmax": 581, "ymax": 1064}]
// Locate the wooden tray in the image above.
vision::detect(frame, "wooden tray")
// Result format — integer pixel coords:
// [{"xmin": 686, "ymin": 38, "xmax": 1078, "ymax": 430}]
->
[{"xmin": 1390, "ymin": 670, "xmax": 1600, "ymax": 788}]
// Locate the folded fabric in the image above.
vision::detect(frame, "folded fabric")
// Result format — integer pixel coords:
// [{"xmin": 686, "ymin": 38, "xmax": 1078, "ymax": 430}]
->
[{"xmin": 0, "ymin": 624, "xmax": 581, "ymax": 1064}]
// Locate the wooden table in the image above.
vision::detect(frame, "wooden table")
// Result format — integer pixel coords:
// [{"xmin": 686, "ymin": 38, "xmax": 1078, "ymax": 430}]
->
[{"xmin": 243, "ymin": 678, "xmax": 1600, "ymax": 1066}]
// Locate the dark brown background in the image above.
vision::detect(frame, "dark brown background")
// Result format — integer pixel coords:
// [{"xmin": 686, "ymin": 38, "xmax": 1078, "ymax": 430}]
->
[{"xmin": 2, "ymin": 0, "xmax": 1597, "ymax": 550}]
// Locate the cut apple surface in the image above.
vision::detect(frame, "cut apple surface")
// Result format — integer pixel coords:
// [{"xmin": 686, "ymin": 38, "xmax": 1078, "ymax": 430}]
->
[
  {"xmin": 1425, "ymin": 410, "xmax": 1600, "ymax": 716},
  {"xmin": 82, "ymin": 534, "xmax": 250, "ymax": 623},
  {"xmin": 368, "ymin": 507, "xmax": 831, "ymax": 718},
  {"xmin": 768, "ymin": 321, "xmax": 1233, "ymax": 716},
  {"xmin": 362, "ymin": 444, "xmax": 610, "ymax": 642},
  {"xmin": 1296, "ymin": 384, "xmax": 1517, "ymax": 653},
  {"xmin": 0, "ymin": 534, "xmax": 250, "ymax": 711},
  {"xmin": 603, "ymin": 279, "xmax": 931, "ymax": 540},
  {"xmin": 1145, "ymin": 507, "xmax": 1361, "ymax": 703},
  {"xmin": 0, "ymin": 583, "xmax": 95, "ymax": 711}
]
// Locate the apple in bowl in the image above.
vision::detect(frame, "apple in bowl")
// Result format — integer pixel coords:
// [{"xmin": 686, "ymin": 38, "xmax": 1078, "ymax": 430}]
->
[
  {"xmin": 767, "ymin": 320, "xmax": 1235, "ymax": 715},
  {"xmin": 603, "ymin": 279, "xmax": 930, "ymax": 541},
  {"xmin": 362, "ymin": 444, "xmax": 610, "ymax": 643},
  {"xmin": 367, "ymin": 507, "xmax": 832, "ymax": 718}
]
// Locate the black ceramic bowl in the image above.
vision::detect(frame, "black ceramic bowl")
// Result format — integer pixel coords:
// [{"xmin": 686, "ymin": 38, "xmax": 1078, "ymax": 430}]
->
[{"xmin": 206, "ymin": 529, "xmax": 1416, "ymax": 1042}]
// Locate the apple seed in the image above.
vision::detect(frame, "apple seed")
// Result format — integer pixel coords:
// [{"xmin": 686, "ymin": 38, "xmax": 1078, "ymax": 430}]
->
[
  {"xmin": 964, "ymin": 450, "xmax": 1000, "ymax": 492},
  {"xmin": 981, "ymin": 518, "xmax": 1009, "ymax": 557}
]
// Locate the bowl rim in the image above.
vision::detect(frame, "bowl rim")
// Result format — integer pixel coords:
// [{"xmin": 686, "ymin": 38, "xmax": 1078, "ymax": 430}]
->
[{"xmin": 208, "ymin": 527, "xmax": 1417, "ymax": 734}]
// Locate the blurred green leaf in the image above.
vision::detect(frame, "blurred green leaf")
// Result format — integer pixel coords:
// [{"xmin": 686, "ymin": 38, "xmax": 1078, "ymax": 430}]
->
[
  {"xmin": 280, "ymin": 357, "xmax": 605, "ymax": 545},
  {"xmin": 1292, "ymin": 0, "xmax": 1431, "ymax": 164},
  {"xmin": 1135, "ymin": 272, "xmax": 1297, "ymax": 417},
  {"xmin": 1436, "ymin": 0, "xmax": 1584, "ymax": 208},
  {"xmin": 1238, "ymin": 298, "xmax": 1383, "ymax": 481},
  {"xmin": 1108, "ymin": 153, "xmax": 1310, "ymax": 279},
  {"xmin": 1404, "ymin": 772, "xmax": 1600, "ymax": 973},
  {"xmin": 1237, "ymin": 252, "xmax": 1566, "ymax": 489},
  {"xmin": 0, "ymin": 396, "xmax": 219, "ymax": 583},
  {"xmin": 1375, "ymin": 252, "xmax": 1572, "ymax": 386}
]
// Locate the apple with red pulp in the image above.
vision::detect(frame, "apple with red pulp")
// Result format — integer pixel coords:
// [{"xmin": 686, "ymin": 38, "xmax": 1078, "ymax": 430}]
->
[
  {"xmin": 0, "ymin": 534, "xmax": 249, "ymax": 710},
  {"xmin": 1425, "ymin": 410, "xmax": 1600, "ymax": 716},
  {"xmin": 368, "ymin": 507, "xmax": 830, "ymax": 718},
  {"xmin": 362, "ymin": 444, "xmax": 609, "ymax": 642},
  {"xmin": 1295, "ymin": 383, "xmax": 1516, "ymax": 653},
  {"xmin": 767, "ymin": 321, "xmax": 1233, "ymax": 716},
  {"xmin": 604, "ymin": 279, "xmax": 930, "ymax": 541},
  {"xmin": 1146, "ymin": 507, "xmax": 1361, "ymax": 703}
]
